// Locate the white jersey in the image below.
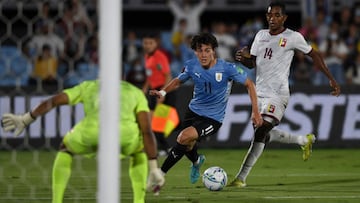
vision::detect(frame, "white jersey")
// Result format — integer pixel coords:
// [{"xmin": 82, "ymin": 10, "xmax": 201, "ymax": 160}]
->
[{"xmin": 250, "ymin": 28, "xmax": 312, "ymax": 100}]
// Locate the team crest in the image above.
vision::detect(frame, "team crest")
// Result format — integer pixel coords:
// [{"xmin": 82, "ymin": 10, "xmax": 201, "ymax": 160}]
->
[
  {"xmin": 268, "ymin": 104, "xmax": 276, "ymax": 113},
  {"xmin": 215, "ymin": 72, "xmax": 222, "ymax": 82},
  {"xmin": 279, "ymin": 38, "xmax": 287, "ymax": 47}
]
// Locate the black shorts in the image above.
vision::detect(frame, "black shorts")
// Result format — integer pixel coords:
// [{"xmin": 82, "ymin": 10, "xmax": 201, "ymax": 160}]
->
[{"xmin": 181, "ymin": 108, "xmax": 222, "ymax": 141}]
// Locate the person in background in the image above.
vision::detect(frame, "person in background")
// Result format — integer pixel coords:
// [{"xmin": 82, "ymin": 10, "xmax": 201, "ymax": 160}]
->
[
  {"xmin": 28, "ymin": 44, "xmax": 58, "ymax": 87},
  {"xmin": 167, "ymin": 0, "xmax": 207, "ymax": 36},
  {"xmin": 142, "ymin": 33, "xmax": 175, "ymax": 156}
]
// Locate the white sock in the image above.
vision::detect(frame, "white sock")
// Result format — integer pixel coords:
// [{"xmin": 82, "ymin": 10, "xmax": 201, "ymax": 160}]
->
[
  {"xmin": 236, "ymin": 142, "xmax": 265, "ymax": 182},
  {"xmin": 268, "ymin": 128, "xmax": 308, "ymax": 146}
]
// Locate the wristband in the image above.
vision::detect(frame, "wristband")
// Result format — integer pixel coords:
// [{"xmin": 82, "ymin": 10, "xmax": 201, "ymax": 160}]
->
[
  {"xmin": 24, "ymin": 112, "xmax": 36, "ymax": 125},
  {"xmin": 148, "ymin": 159, "xmax": 158, "ymax": 171},
  {"xmin": 159, "ymin": 90, "xmax": 166, "ymax": 97}
]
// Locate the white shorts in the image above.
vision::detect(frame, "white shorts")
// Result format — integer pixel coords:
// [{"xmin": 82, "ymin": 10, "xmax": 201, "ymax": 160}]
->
[{"xmin": 258, "ymin": 96, "xmax": 288, "ymax": 125}]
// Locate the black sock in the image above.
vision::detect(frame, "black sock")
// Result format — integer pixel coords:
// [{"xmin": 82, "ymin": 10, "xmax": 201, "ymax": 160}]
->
[
  {"xmin": 154, "ymin": 132, "xmax": 170, "ymax": 151},
  {"xmin": 185, "ymin": 143, "xmax": 198, "ymax": 163},
  {"xmin": 161, "ymin": 142, "xmax": 187, "ymax": 173}
]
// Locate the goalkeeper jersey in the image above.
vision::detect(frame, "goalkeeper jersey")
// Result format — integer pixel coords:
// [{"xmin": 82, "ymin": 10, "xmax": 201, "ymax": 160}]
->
[{"xmin": 63, "ymin": 80, "xmax": 149, "ymax": 144}]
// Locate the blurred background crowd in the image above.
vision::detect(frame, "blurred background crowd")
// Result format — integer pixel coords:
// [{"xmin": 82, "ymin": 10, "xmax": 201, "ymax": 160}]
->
[{"xmin": 1, "ymin": 0, "xmax": 360, "ymax": 92}]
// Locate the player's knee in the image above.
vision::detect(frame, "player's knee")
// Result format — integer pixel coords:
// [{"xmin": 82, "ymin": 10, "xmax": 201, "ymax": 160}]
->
[
  {"xmin": 59, "ymin": 142, "xmax": 74, "ymax": 156},
  {"xmin": 254, "ymin": 122, "xmax": 273, "ymax": 143},
  {"xmin": 176, "ymin": 128, "xmax": 198, "ymax": 145}
]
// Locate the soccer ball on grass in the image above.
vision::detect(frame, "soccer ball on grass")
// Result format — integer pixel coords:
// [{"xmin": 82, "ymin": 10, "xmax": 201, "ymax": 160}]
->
[{"xmin": 202, "ymin": 166, "xmax": 228, "ymax": 191}]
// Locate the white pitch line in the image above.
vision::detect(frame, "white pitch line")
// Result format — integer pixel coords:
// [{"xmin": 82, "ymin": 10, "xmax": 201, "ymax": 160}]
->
[{"xmin": 264, "ymin": 196, "xmax": 360, "ymax": 199}]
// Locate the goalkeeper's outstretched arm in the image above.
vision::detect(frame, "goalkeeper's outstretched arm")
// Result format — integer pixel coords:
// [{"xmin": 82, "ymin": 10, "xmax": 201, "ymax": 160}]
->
[{"xmin": 1, "ymin": 92, "xmax": 69, "ymax": 137}]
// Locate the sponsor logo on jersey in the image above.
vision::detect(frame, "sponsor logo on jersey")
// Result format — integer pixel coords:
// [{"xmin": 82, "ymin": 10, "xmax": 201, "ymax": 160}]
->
[
  {"xmin": 215, "ymin": 72, "xmax": 223, "ymax": 82},
  {"xmin": 279, "ymin": 38, "xmax": 287, "ymax": 47}
]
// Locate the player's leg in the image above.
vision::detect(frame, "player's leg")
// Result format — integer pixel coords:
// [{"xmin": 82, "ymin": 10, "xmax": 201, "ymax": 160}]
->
[
  {"xmin": 268, "ymin": 128, "xmax": 316, "ymax": 160},
  {"xmin": 160, "ymin": 109, "xmax": 196, "ymax": 174},
  {"xmin": 52, "ymin": 128, "xmax": 96, "ymax": 203},
  {"xmin": 154, "ymin": 131, "xmax": 171, "ymax": 156},
  {"xmin": 268, "ymin": 128, "xmax": 309, "ymax": 145},
  {"xmin": 129, "ymin": 151, "xmax": 148, "ymax": 203},
  {"xmin": 122, "ymin": 130, "xmax": 147, "ymax": 203},
  {"xmin": 184, "ymin": 118, "xmax": 221, "ymax": 184},
  {"xmin": 230, "ymin": 121, "xmax": 273, "ymax": 187},
  {"xmin": 52, "ymin": 146, "xmax": 73, "ymax": 203},
  {"xmin": 230, "ymin": 97, "xmax": 283, "ymax": 187},
  {"xmin": 160, "ymin": 127, "xmax": 196, "ymax": 174},
  {"xmin": 268, "ymin": 128, "xmax": 316, "ymax": 161}
]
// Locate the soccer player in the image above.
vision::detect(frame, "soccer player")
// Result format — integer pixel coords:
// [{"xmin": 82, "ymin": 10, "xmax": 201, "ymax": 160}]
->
[
  {"xmin": 142, "ymin": 32, "xmax": 174, "ymax": 156},
  {"xmin": 229, "ymin": 1, "xmax": 341, "ymax": 188},
  {"xmin": 1, "ymin": 80, "xmax": 165, "ymax": 203},
  {"xmin": 150, "ymin": 32, "xmax": 263, "ymax": 184}
]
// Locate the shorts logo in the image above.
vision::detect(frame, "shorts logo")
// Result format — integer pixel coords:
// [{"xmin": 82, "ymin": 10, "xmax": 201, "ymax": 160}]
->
[
  {"xmin": 215, "ymin": 72, "xmax": 222, "ymax": 82},
  {"xmin": 268, "ymin": 104, "xmax": 276, "ymax": 113}
]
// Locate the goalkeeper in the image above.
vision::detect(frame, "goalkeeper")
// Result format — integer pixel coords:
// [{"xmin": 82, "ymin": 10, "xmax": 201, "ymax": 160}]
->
[{"xmin": 1, "ymin": 80, "xmax": 165, "ymax": 203}]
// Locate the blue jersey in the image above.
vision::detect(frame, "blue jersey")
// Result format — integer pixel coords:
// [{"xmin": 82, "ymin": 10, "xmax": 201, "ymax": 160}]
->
[{"xmin": 178, "ymin": 58, "xmax": 248, "ymax": 123}]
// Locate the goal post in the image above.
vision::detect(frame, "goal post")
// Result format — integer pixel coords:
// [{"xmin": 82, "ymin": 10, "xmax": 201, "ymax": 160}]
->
[{"xmin": 98, "ymin": 0, "xmax": 122, "ymax": 203}]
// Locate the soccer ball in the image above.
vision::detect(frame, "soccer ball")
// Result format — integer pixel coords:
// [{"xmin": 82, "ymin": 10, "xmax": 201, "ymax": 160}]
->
[{"xmin": 202, "ymin": 166, "xmax": 228, "ymax": 191}]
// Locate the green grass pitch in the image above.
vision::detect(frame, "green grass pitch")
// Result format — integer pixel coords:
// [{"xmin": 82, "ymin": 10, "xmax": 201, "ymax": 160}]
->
[{"xmin": 0, "ymin": 148, "xmax": 360, "ymax": 203}]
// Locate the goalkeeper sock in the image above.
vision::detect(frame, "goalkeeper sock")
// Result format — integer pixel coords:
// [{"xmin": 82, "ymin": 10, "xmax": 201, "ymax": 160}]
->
[
  {"xmin": 268, "ymin": 128, "xmax": 307, "ymax": 145},
  {"xmin": 236, "ymin": 142, "xmax": 265, "ymax": 182},
  {"xmin": 129, "ymin": 152, "xmax": 147, "ymax": 203},
  {"xmin": 185, "ymin": 143, "xmax": 199, "ymax": 163},
  {"xmin": 161, "ymin": 142, "xmax": 187, "ymax": 173},
  {"xmin": 52, "ymin": 151, "xmax": 73, "ymax": 203}
]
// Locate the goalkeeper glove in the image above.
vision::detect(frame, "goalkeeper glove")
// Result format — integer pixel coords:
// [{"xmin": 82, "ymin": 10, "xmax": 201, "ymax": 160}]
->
[
  {"xmin": 147, "ymin": 159, "xmax": 165, "ymax": 195},
  {"xmin": 1, "ymin": 112, "xmax": 36, "ymax": 137}
]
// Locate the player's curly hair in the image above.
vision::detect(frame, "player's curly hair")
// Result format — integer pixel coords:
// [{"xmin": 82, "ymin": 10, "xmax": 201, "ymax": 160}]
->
[
  {"xmin": 269, "ymin": 1, "xmax": 286, "ymax": 15},
  {"xmin": 190, "ymin": 32, "xmax": 218, "ymax": 50}
]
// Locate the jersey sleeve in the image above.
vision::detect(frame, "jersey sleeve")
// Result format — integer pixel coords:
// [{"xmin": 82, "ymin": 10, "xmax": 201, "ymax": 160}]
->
[
  {"xmin": 177, "ymin": 64, "xmax": 191, "ymax": 83},
  {"xmin": 228, "ymin": 63, "xmax": 248, "ymax": 84},
  {"xmin": 63, "ymin": 81, "xmax": 89, "ymax": 105},
  {"xmin": 134, "ymin": 88, "xmax": 150, "ymax": 113},
  {"xmin": 292, "ymin": 31, "xmax": 312, "ymax": 54},
  {"xmin": 250, "ymin": 30, "xmax": 261, "ymax": 57}
]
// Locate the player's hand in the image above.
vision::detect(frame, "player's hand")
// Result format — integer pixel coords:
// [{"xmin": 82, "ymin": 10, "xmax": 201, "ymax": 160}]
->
[
  {"xmin": 1, "ymin": 112, "xmax": 35, "ymax": 136},
  {"xmin": 149, "ymin": 90, "xmax": 166, "ymax": 99},
  {"xmin": 252, "ymin": 111, "xmax": 263, "ymax": 128},
  {"xmin": 235, "ymin": 46, "xmax": 251, "ymax": 62},
  {"xmin": 329, "ymin": 80, "xmax": 340, "ymax": 97},
  {"xmin": 147, "ymin": 160, "xmax": 165, "ymax": 195}
]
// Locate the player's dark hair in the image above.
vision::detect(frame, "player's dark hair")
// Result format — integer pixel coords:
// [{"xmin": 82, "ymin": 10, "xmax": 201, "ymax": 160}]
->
[
  {"xmin": 269, "ymin": 1, "xmax": 286, "ymax": 15},
  {"xmin": 142, "ymin": 32, "xmax": 159, "ymax": 39},
  {"xmin": 190, "ymin": 32, "xmax": 218, "ymax": 50}
]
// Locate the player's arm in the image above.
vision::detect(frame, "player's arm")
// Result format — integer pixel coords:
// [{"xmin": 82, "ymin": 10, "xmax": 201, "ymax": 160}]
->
[
  {"xmin": 235, "ymin": 46, "xmax": 256, "ymax": 68},
  {"xmin": 137, "ymin": 111, "xmax": 158, "ymax": 159},
  {"xmin": 243, "ymin": 78, "xmax": 263, "ymax": 127},
  {"xmin": 31, "ymin": 92, "xmax": 70, "ymax": 118},
  {"xmin": 137, "ymin": 110, "xmax": 165, "ymax": 194},
  {"xmin": 307, "ymin": 49, "xmax": 341, "ymax": 96},
  {"xmin": 1, "ymin": 92, "xmax": 69, "ymax": 136},
  {"xmin": 149, "ymin": 78, "xmax": 182, "ymax": 98}
]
